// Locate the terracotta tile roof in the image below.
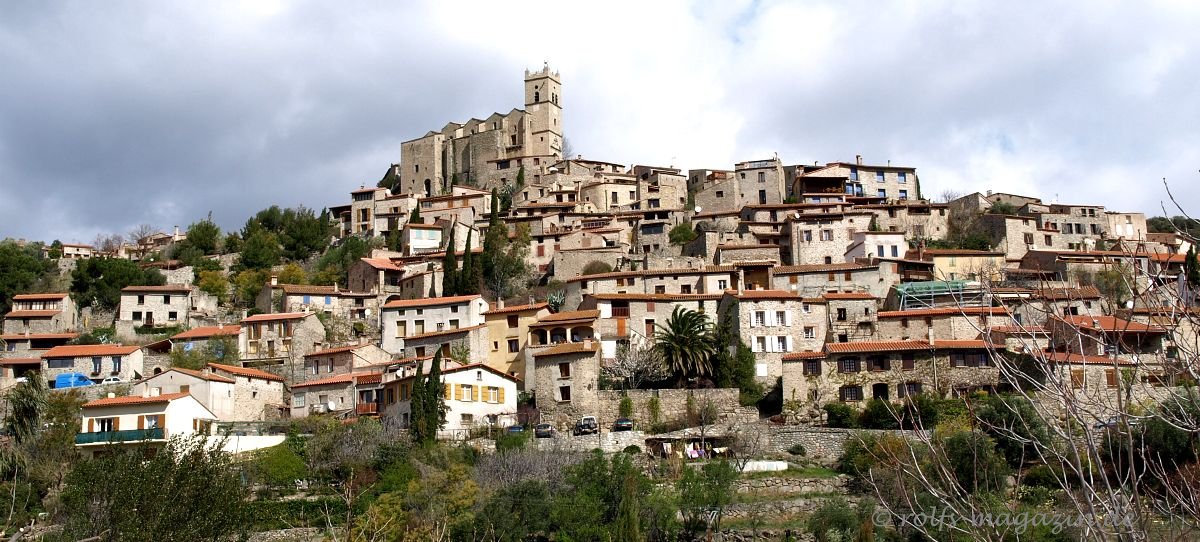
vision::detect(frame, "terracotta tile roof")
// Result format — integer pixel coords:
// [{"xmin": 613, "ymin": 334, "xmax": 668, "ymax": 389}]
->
[
  {"xmin": 241, "ymin": 312, "xmax": 311, "ymax": 323},
  {"xmin": 356, "ymin": 373, "xmax": 384, "ymax": 385},
  {"xmin": 11, "ymin": 293, "xmax": 67, "ymax": 301},
  {"xmin": 565, "ymin": 266, "xmax": 737, "ymax": 283},
  {"xmin": 825, "ymin": 340, "xmax": 932, "ymax": 354},
  {"xmin": 773, "ymin": 263, "xmax": 877, "ymax": 274},
  {"xmin": 0, "ymin": 358, "xmax": 41, "ymax": 366},
  {"xmin": 916, "ymin": 249, "xmax": 1004, "ymax": 257},
  {"xmin": 782, "ymin": 351, "xmax": 826, "ymax": 361},
  {"xmin": 1033, "ymin": 286, "xmax": 1102, "ymax": 300},
  {"xmin": 402, "ymin": 324, "xmax": 487, "ymax": 341},
  {"xmin": 304, "ymin": 344, "xmax": 371, "ymax": 357},
  {"xmin": 207, "ymin": 362, "xmax": 285, "ymax": 382},
  {"xmin": 728, "ymin": 289, "xmax": 801, "ymax": 300},
  {"xmin": 1057, "ymin": 315, "xmax": 1166, "ymax": 333},
  {"xmin": 171, "ymin": 326, "xmax": 240, "ymax": 340},
  {"xmin": 437, "ymin": 362, "xmax": 522, "ymax": 382},
  {"xmin": 821, "ymin": 292, "xmax": 876, "ymax": 300},
  {"xmin": 121, "ymin": 285, "xmax": 192, "ymax": 293},
  {"xmin": 359, "ymin": 257, "xmax": 404, "ymax": 271},
  {"xmin": 482, "ymin": 302, "xmax": 549, "ymax": 315},
  {"xmin": 932, "ymin": 340, "xmax": 992, "ymax": 350},
  {"xmin": 292, "ymin": 372, "xmax": 378, "ymax": 389},
  {"xmin": 593, "ymin": 293, "xmax": 723, "ymax": 302},
  {"xmin": 383, "ymin": 295, "xmax": 482, "ymax": 309},
  {"xmin": 990, "ymin": 325, "xmax": 1049, "ymax": 334},
  {"xmin": 1148, "ymin": 252, "xmax": 1186, "ymax": 264},
  {"xmin": 717, "ymin": 244, "xmax": 781, "ymax": 251},
  {"xmin": 877, "ymin": 307, "xmax": 1009, "ymax": 319},
  {"xmin": 165, "ymin": 368, "xmax": 236, "ymax": 384},
  {"xmin": 533, "ymin": 341, "xmax": 600, "ymax": 358},
  {"xmin": 5, "ymin": 310, "xmax": 60, "ymax": 318},
  {"xmin": 1043, "ymin": 352, "xmax": 1135, "ymax": 366},
  {"xmin": 0, "ymin": 332, "xmax": 79, "ymax": 341},
  {"xmin": 83, "ymin": 392, "xmax": 190, "ymax": 409},
  {"xmin": 42, "ymin": 344, "xmax": 140, "ymax": 358},
  {"xmin": 279, "ymin": 284, "xmax": 339, "ymax": 295}
]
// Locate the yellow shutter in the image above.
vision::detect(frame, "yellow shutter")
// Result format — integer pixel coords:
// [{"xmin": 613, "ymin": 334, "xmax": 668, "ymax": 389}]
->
[
  {"xmin": 88, "ymin": 419, "xmax": 94, "ymax": 432},
  {"xmin": 444, "ymin": 383, "xmax": 452, "ymax": 400},
  {"xmin": 473, "ymin": 386, "xmax": 480, "ymax": 402},
  {"xmin": 113, "ymin": 417, "xmax": 120, "ymax": 431},
  {"xmin": 497, "ymin": 387, "xmax": 505, "ymax": 404},
  {"xmin": 159, "ymin": 414, "xmax": 166, "ymax": 429},
  {"xmin": 138, "ymin": 416, "xmax": 145, "ymax": 430}
]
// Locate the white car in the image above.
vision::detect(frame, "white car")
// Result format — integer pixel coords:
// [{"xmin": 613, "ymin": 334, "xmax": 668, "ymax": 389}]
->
[{"xmin": 100, "ymin": 376, "xmax": 122, "ymax": 385}]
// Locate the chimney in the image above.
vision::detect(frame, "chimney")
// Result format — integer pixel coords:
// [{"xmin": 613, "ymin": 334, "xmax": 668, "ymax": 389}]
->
[
  {"xmin": 918, "ymin": 238, "xmax": 926, "ymax": 262},
  {"xmin": 887, "ymin": 159, "xmax": 891, "ymax": 167},
  {"xmin": 333, "ymin": 282, "xmax": 339, "ymax": 293},
  {"xmin": 270, "ymin": 274, "xmax": 278, "ymax": 286},
  {"xmin": 173, "ymin": 225, "xmax": 180, "ymax": 237},
  {"xmin": 927, "ymin": 326, "xmax": 935, "ymax": 347},
  {"xmin": 107, "ymin": 392, "xmax": 116, "ymax": 399},
  {"xmin": 583, "ymin": 338, "xmax": 593, "ymax": 349},
  {"xmin": 855, "ymin": 155, "xmax": 863, "ymax": 166},
  {"xmin": 497, "ymin": 298, "xmax": 505, "ymax": 309},
  {"xmin": 217, "ymin": 323, "xmax": 223, "ymax": 330}
]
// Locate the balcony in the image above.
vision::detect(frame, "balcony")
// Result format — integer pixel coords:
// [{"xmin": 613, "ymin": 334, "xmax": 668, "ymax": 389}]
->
[
  {"xmin": 75, "ymin": 427, "xmax": 165, "ymax": 445},
  {"xmin": 356, "ymin": 403, "xmax": 379, "ymax": 416},
  {"xmin": 611, "ymin": 307, "xmax": 630, "ymax": 318}
]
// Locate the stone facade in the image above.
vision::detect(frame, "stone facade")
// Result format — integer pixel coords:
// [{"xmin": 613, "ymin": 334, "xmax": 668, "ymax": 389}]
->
[
  {"xmin": 379, "ymin": 294, "xmax": 489, "ymax": 356},
  {"xmin": 532, "ymin": 341, "xmax": 602, "ymax": 428},
  {"xmin": 2, "ymin": 293, "xmax": 77, "ymax": 336},
  {"xmin": 1036, "ymin": 204, "xmax": 1108, "ymax": 251},
  {"xmin": 238, "ymin": 312, "xmax": 327, "ymax": 384},
  {"xmin": 856, "ymin": 201, "xmax": 949, "ymax": 240},
  {"xmin": 115, "ymin": 284, "xmax": 196, "ymax": 338},
  {"xmin": 719, "ymin": 291, "xmax": 816, "ymax": 383},
  {"xmin": 482, "ymin": 303, "xmax": 550, "ymax": 383},
  {"xmin": 593, "ymin": 388, "xmax": 745, "ymax": 431},
  {"xmin": 41, "ymin": 344, "xmax": 145, "ymax": 387}
]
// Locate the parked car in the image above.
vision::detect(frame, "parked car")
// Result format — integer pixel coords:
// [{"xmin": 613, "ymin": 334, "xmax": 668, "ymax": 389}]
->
[
  {"xmin": 100, "ymin": 376, "xmax": 122, "ymax": 385},
  {"xmin": 1093, "ymin": 417, "xmax": 1142, "ymax": 430},
  {"xmin": 612, "ymin": 418, "xmax": 635, "ymax": 432},
  {"xmin": 506, "ymin": 425, "xmax": 526, "ymax": 434},
  {"xmin": 53, "ymin": 373, "xmax": 93, "ymax": 389},
  {"xmin": 573, "ymin": 416, "xmax": 598, "ymax": 436},
  {"xmin": 534, "ymin": 423, "xmax": 555, "ymax": 438}
]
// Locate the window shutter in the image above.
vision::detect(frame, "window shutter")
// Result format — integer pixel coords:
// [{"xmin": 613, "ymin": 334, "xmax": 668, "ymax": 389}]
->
[
  {"xmin": 159, "ymin": 414, "xmax": 166, "ymax": 429},
  {"xmin": 786, "ymin": 336, "xmax": 793, "ymax": 352},
  {"xmin": 749, "ymin": 315, "xmax": 755, "ymax": 328},
  {"xmin": 765, "ymin": 338, "xmax": 774, "ymax": 353},
  {"xmin": 473, "ymin": 386, "xmax": 480, "ymax": 402},
  {"xmin": 88, "ymin": 419, "xmax": 94, "ymax": 433},
  {"xmin": 766, "ymin": 311, "xmax": 775, "ymax": 327},
  {"xmin": 752, "ymin": 339, "xmax": 760, "ymax": 353},
  {"xmin": 113, "ymin": 417, "xmax": 120, "ymax": 431},
  {"xmin": 192, "ymin": 418, "xmax": 198, "ymax": 431},
  {"xmin": 1106, "ymin": 369, "xmax": 1117, "ymax": 388},
  {"xmin": 444, "ymin": 383, "xmax": 452, "ymax": 399},
  {"xmin": 138, "ymin": 416, "xmax": 145, "ymax": 430},
  {"xmin": 497, "ymin": 387, "xmax": 505, "ymax": 404},
  {"xmin": 785, "ymin": 310, "xmax": 792, "ymax": 327}
]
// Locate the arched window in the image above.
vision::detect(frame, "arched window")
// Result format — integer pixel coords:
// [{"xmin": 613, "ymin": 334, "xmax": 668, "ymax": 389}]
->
[
  {"xmin": 424, "ymin": 179, "xmax": 432, "ymax": 197},
  {"xmin": 534, "ymin": 91, "xmax": 540, "ymax": 102}
]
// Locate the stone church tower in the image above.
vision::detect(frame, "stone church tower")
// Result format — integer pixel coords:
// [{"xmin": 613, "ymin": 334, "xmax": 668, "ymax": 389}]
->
[{"xmin": 397, "ymin": 65, "xmax": 564, "ymax": 197}]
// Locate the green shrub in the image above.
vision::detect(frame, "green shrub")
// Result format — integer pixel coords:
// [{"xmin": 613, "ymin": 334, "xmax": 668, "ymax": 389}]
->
[
  {"xmin": 858, "ymin": 399, "xmax": 900, "ymax": 429},
  {"xmin": 823, "ymin": 403, "xmax": 859, "ymax": 428},
  {"xmin": 806, "ymin": 497, "xmax": 862, "ymax": 542},
  {"xmin": 646, "ymin": 396, "xmax": 661, "ymax": 425},
  {"xmin": 496, "ymin": 429, "xmax": 530, "ymax": 453},
  {"xmin": 1022, "ymin": 464, "xmax": 1059, "ymax": 488},
  {"xmin": 619, "ymin": 396, "xmax": 634, "ymax": 418},
  {"xmin": 943, "ymin": 430, "xmax": 1010, "ymax": 493},
  {"xmin": 581, "ymin": 261, "xmax": 613, "ymax": 276},
  {"xmin": 254, "ymin": 443, "xmax": 307, "ymax": 487},
  {"xmin": 623, "ymin": 445, "xmax": 642, "ymax": 455},
  {"xmin": 787, "ymin": 443, "xmax": 807, "ymax": 456}
]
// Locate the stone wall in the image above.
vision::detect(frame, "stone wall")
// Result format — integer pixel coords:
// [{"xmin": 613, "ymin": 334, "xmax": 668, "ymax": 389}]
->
[
  {"xmin": 531, "ymin": 430, "xmax": 646, "ymax": 454},
  {"xmin": 733, "ymin": 474, "xmax": 850, "ymax": 496},
  {"xmin": 161, "ymin": 266, "xmax": 195, "ymax": 285},
  {"xmin": 594, "ymin": 388, "xmax": 750, "ymax": 429},
  {"xmin": 764, "ymin": 426, "xmax": 925, "ymax": 460}
]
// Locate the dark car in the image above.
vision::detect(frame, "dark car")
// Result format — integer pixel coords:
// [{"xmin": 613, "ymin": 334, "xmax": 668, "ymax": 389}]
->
[
  {"xmin": 534, "ymin": 423, "xmax": 555, "ymax": 438},
  {"xmin": 506, "ymin": 425, "xmax": 526, "ymax": 434},
  {"xmin": 612, "ymin": 418, "xmax": 635, "ymax": 432},
  {"xmin": 573, "ymin": 416, "xmax": 599, "ymax": 436}
]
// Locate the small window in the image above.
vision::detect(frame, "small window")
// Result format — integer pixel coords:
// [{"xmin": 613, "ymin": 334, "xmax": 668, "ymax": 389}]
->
[
  {"xmin": 558, "ymin": 362, "xmax": 571, "ymax": 379},
  {"xmin": 803, "ymin": 360, "xmax": 821, "ymax": 375},
  {"xmin": 839, "ymin": 386, "xmax": 862, "ymax": 402},
  {"xmin": 508, "ymin": 339, "xmax": 520, "ymax": 353},
  {"xmin": 558, "ymin": 385, "xmax": 572, "ymax": 402}
]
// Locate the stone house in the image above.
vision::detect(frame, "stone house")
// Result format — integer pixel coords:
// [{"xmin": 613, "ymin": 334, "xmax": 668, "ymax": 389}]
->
[
  {"xmin": 347, "ymin": 257, "xmax": 408, "ymax": 295},
  {"xmin": 41, "ymin": 344, "xmax": 144, "ymax": 388},
  {"xmin": 824, "ymin": 293, "xmax": 880, "ymax": 344},
  {"xmin": 482, "ymin": 302, "xmax": 551, "ymax": 383},
  {"xmin": 855, "ymin": 201, "xmax": 949, "ymax": 240},
  {"xmin": 131, "ymin": 368, "xmax": 237, "ymax": 421},
  {"xmin": 257, "ymin": 283, "xmax": 379, "ymax": 330},
  {"xmin": 717, "ymin": 290, "xmax": 824, "ymax": 383},
  {"xmin": 289, "ymin": 372, "xmax": 384, "ymax": 419},
  {"xmin": 379, "ymin": 295, "xmax": 490, "ymax": 359},
  {"xmin": 584, "ymin": 293, "xmax": 722, "ymax": 362},
  {"xmin": 237, "ymin": 312, "xmax": 326, "ymax": 384},
  {"xmin": 349, "ymin": 186, "xmax": 390, "ymax": 235},
  {"xmin": 771, "ymin": 263, "xmax": 889, "ymax": 299},
  {"xmin": 633, "ymin": 165, "xmax": 689, "ymax": 211},
  {"xmin": 1035, "ymin": 204, "xmax": 1108, "ymax": 251},
  {"xmin": 844, "ymin": 231, "xmax": 907, "ymax": 262},
  {"xmin": 994, "ymin": 286, "xmax": 1103, "ymax": 327},
  {"xmin": 1105, "ymin": 211, "xmax": 1147, "ymax": 242},
  {"xmin": 875, "ymin": 306, "xmax": 1013, "ymax": 343},
  {"xmin": 1047, "ymin": 315, "xmax": 1167, "ymax": 358},
  {"xmin": 532, "ymin": 340, "xmax": 602, "ymax": 427},
  {"xmin": 912, "ymin": 249, "xmax": 1005, "ymax": 282},
  {"xmin": 166, "ymin": 324, "xmax": 240, "ymax": 355},
  {"xmin": 714, "ymin": 244, "xmax": 782, "ymax": 266},
  {"xmin": 205, "ymin": 362, "xmax": 287, "ymax": 420},
  {"xmin": 976, "ymin": 214, "xmax": 1054, "ymax": 262},
  {"xmin": 116, "ymin": 284, "xmax": 198, "ymax": 337},
  {"xmin": 380, "ymin": 363, "xmax": 521, "ymax": 438},
  {"xmin": 75, "ymin": 392, "xmax": 217, "ymax": 459},
  {"xmin": 785, "ymin": 212, "xmax": 864, "ymax": 266},
  {"xmin": 301, "ymin": 343, "xmax": 391, "ymax": 380},
  {"xmin": 797, "ymin": 159, "xmax": 919, "ymax": 202},
  {"xmin": 562, "ymin": 266, "xmax": 739, "ymax": 309},
  {"xmin": 2, "ymin": 293, "xmax": 78, "ymax": 336}
]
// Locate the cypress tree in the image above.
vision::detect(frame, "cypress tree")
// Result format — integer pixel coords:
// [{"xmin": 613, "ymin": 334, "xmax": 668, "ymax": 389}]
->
[
  {"xmin": 483, "ymin": 189, "xmax": 505, "ymax": 286},
  {"xmin": 1187, "ymin": 246, "xmax": 1200, "ymax": 289},
  {"xmin": 442, "ymin": 226, "xmax": 458, "ymax": 296},
  {"xmin": 409, "ymin": 359, "xmax": 427, "ymax": 442},
  {"xmin": 425, "ymin": 348, "xmax": 447, "ymax": 441},
  {"xmin": 409, "ymin": 205, "xmax": 422, "ymax": 225},
  {"xmin": 460, "ymin": 229, "xmax": 477, "ymax": 295}
]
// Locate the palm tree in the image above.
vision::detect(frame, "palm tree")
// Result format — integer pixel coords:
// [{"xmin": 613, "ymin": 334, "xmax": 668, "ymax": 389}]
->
[{"xmin": 655, "ymin": 307, "xmax": 717, "ymax": 386}]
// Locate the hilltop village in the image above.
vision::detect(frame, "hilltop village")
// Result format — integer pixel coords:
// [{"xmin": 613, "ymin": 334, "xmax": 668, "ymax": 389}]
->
[{"xmin": 2, "ymin": 65, "xmax": 1199, "ymax": 539}]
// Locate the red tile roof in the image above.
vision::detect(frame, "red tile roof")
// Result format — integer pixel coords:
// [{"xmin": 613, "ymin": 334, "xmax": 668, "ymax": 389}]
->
[
  {"xmin": 1043, "ymin": 352, "xmax": 1135, "ymax": 366},
  {"xmin": 11, "ymin": 293, "xmax": 68, "ymax": 301},
  {"xmin": 0, "ymin": 332, "xmax": 79, "ymax": 341},
  {"xmin": 593, "ymin": 293, "xmax": 723, "ymax": 302},
  {"xmin": 773, "ymin": 263, "xmax": 877, "ymax": 274},
  {"xmin": 42, "ymin": 344, "xmax": 140, "ymax": 358},
  {"xmin": 4, "ymin": 310, "xmax": 61, "ymax": 318},
  {"xmin": 728, "ymin": 289, "xmax": 800, "ymax": 300},
  {"xmin": 932, "ymin": 340, "xmax": 992, "ymax": 349},
  {"xmin": 1033, "ymin": 286, "xmax": 1102, "ymax": 300},
  {"xmin": 83, "ymin": 392, "xmax": 190, "ymax": 408},
  {"xmin": 241, "ymin": 312, "xmax": 311, "ymax": 323},
  {"xmin": 782, "ymin": 351, "xmax": 826, "ymax": 361},
  {"xmin": 383, "ymin": 295, "xmax": 482, "ymax": 309},
  {"xmin": 914, "ymin": 249, "xmax": 1004, "ymax": 257},
  {"xmin": 166, "ymin": 368, "xmax": 236, "ymax": 384},
  {"xmin": 121, "ymin": 285, "xmax": 192, "ymax": 293},
  {"xmin": 291, "ymin": 372, "xmax": 378, "ymax": 389},
  {"xmin": 1057, "ymin": 315, "xmax": 1166, "ymax": 333},
  {"xmin": 359, "ymin": 257, "xmax": 404, "ymax": 271},
  {"xmin": 206, "ymin": 362, "xmax": 285, "ymax": 382},
  {"xmin": 171, "ymin": 325, "xmax": 240, "ymax": 340},
  {"xmin": 482, "ymin": 302, "xmax": 549, "ymax": 316},
  {"xmin": 878, "ymin": 307, "xmax": 1009, "ymax": 319},
  {"xmin": 304, "ymin": 344, "xmax": 371, "ymax": 357},
  {"xmin": 0, "ymin": 358, "xmax": 41, "ymax": 366},
  {"xmin": 532, "ymin": 341, "xmax": 599, "ymax": 358},
  {"xmin": 402, "ymin": 324, "xmax": 487, "ymax": 341},
  {"xmin": 278, "ymin": 284, "xmax": 339, "ymax": 295},
  {"xmin": 565, "ymin": 266, "xmax": 737, "ymax": 283},
  {"xmin": 821, "ymin": 292, "xmax": 876, "ymax": 300},
  {"xmin": 825, "ymin": 340, "xmax": 932, "ymax": 354}
]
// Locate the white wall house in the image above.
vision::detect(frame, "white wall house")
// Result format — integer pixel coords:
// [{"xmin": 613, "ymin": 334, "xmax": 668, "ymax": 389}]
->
[
  {"xmin": 379, "ymin": 295, "xmax": 490, "ymax": 357},
  {"xmin": 75, "ymin": 392, "xmax": 216, "ymax": 458},
  {"xmin": 381, "ymin": 363, "xmax": 520, "ymax": 438},
  {"xmin": 131, "ymin": 368, "xmax": 236, "ymax": 421}
]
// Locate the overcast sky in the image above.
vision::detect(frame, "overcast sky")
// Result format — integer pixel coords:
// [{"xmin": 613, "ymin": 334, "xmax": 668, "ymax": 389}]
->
[{"xmin": 2, "ymin": 0, "xmax": 1197, "ymax": 244}]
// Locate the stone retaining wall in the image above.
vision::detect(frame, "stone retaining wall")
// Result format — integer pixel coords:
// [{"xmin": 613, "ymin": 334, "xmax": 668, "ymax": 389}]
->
[
  {"xmin": 733, "ymin": 474, "xmax": 850, "ymax": 496},
  {"xmin": 532, "ymin": 430, "xmax": 646, "ymax": 454},
  {"xmin": 595, "ymin": 388, "xmax": 751, "ymax": 429},
  {"xmin": 765, "ymin": 426, "xmax": 925, "ymax": 460}
]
